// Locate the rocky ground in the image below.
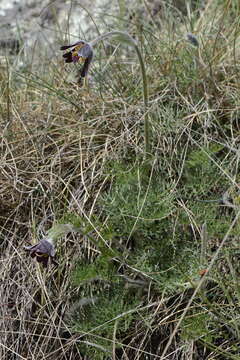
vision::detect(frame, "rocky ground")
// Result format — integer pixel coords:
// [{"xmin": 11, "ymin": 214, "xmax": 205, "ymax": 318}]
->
[{"xmin": 0, "ymin": 0, "xmax": 119, "ymax": 62}]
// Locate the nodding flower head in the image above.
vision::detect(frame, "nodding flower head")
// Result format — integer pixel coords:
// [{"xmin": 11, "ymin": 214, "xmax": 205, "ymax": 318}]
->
[
  {"xmin": 186, "ymin": 33, "xmax": 199, "ymax": 47},
  {"xmin": 24, "ymin": 238, "xmax": 58, "ymax": 267},
  {"xmin": 60, "ymin": 40, "xmax": 93, "ymax": 78}
]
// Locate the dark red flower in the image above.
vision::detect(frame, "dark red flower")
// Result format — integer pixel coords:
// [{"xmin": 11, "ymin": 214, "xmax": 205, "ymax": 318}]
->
[
  {"xmin": 24, "ymin": 239, "xmax": 58, "ymax": 267},
  {"xmin": 60, "ymin": 40, "xmax": 93, "ymax": 78}
]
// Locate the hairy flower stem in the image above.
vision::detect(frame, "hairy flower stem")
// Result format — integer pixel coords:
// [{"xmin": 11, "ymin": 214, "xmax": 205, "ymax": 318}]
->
[
  {"xmin": 47, "ymin": 223, "xmax": 80, "ymax": 242},
  {"xmin": 47, "ymin": 223, "xmax": 102, "ymax": 249},
  {"xmin": 90, "ymin": 31, "xmax": 150, "ymax": 157}
]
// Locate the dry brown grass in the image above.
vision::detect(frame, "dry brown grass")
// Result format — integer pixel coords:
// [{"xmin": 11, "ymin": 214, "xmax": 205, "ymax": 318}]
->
[
  {"xmin": 1, "ymin": 0, "xmax": 240, "ymax": 358},
  {"xmin": 0, "ymin": 50, "xmax": 145, "ymax": 358}
]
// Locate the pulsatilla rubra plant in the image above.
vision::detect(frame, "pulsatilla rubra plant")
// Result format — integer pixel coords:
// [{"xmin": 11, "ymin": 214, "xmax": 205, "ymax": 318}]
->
[
  {"xmin": 60, "ymin": 31, "xmax": 150, "ymax": 157},
  {"xmin": 24, "ymin": 224, "xmax": 79, "ymax": 267},
  {"xmin": 24, "ymin": 238, "xmax": 57, "ymax": 267},
  {"xmin": 60, "ymin": 40, "xmax": 93, "ymax": 78}
]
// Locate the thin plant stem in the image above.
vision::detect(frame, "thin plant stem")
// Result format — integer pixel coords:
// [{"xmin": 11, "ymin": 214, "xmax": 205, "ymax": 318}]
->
[
  {"xmin": 5, "ymin": 57, "xmax": 11, "ymax": 124},
  {"xmin": 117, "ymin": 0, "xmax": 126, "ymax": 28}
]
